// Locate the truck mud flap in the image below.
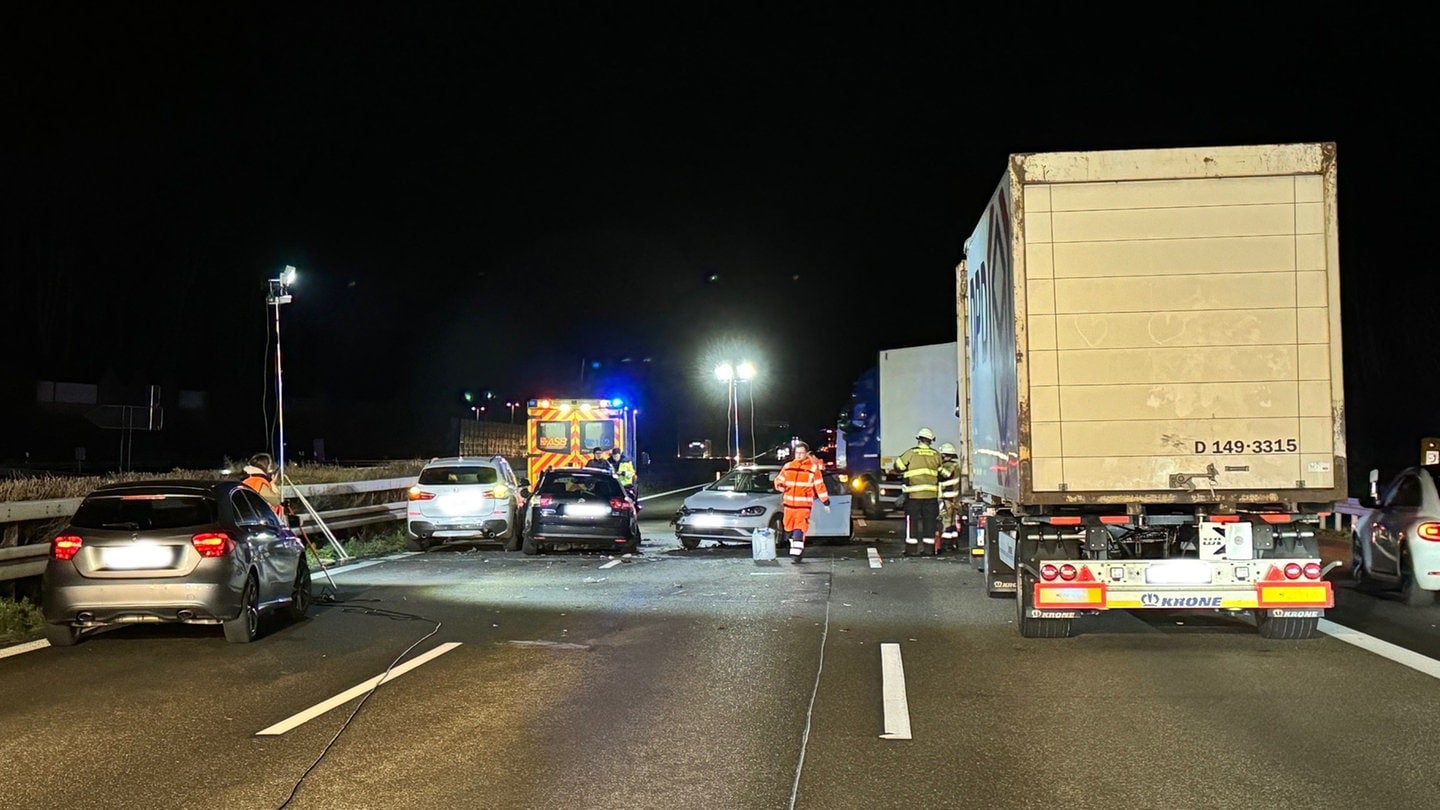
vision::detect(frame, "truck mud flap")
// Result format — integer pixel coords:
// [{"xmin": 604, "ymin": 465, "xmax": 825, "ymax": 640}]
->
[{"xmin": 984, "ymin": 514, "xmax": 1016, "ymax": 599}]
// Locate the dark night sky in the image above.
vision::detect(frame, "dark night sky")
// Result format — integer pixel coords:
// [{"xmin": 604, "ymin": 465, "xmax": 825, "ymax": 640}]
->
[{"xmin": 1, "ymin": 4, "xmax": 1432, "ymax": 487}]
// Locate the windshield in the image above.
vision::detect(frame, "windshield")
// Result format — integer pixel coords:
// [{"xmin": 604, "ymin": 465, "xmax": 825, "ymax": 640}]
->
[{"xmin": 708, "ymin": 469, "xmax": 777, "ymax": 494}]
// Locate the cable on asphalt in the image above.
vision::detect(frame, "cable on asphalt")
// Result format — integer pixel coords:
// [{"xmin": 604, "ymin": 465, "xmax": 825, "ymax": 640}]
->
[{"xmin": 275, "ymin": 603, "xmax": 442, "ymax": 810}]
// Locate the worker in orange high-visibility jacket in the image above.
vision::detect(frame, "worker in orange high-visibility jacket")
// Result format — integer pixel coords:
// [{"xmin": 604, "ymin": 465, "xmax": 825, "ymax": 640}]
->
[{"xmin": 774, "ymin": 441, "xmax": 830, "ymax": 564}]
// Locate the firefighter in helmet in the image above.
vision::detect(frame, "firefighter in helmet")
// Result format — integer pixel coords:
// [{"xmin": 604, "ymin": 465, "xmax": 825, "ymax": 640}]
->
[
  {"xmin": 937, "ymin": 442, "xmax": 962, "ymax": 554},
  {"xmin": 893, "ymin": 427, "xmax": 942, "ymax": 556}
]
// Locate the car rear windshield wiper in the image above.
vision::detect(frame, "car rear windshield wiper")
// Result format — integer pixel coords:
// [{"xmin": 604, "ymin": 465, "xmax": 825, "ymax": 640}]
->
[{"xmin": 100, "ymin": 521, "xmax": 142, "ymax": 530}]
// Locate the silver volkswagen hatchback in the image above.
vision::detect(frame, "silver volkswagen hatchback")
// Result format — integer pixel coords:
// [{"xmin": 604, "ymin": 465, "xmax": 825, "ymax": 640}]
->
[{"xmin": 41, "ymin": 479, "xmax": 312, "ymax": 646}]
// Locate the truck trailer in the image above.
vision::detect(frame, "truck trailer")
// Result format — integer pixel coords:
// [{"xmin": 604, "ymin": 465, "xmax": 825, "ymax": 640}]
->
[
  {"xmin": 836, "ymin": 342, "xmax": 965, "ymax": 518},
  {"xmin": 961, "ymin": 142, "xmax": 1345, "ymax": 639}
]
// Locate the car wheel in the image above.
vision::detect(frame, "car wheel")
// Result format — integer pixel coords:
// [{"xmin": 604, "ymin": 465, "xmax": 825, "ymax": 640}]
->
[
  {"xmin": 623, "ymin": 529, "xmax": 640, "ymax": 555},
  {"xmin": 1401, "ymin": 559, "xmax": 1436, "ymax": 607},
  {"xmin": 770, "ymin": 515, "xmax": 788, "ymax": 553},
  {"xmin": 406, "ymin": 535, "xmax": 432, "ymax": 552},
  {"xmin": 679, "ymin": 534, "xmax": 700, "ymax": 550},
  {"xmin": 224, "ymin": 574, "xmax": 261, "ymax": 644},
  {"xmin": 522, "ymin": 531, "xmax": 540, "ymax": 555},
  {"xmin": 504, "ymin": 529, "xmax": 522, "ymax": 552},
  {"xmin": 44, "ymin": 623, "xmax": 80, "ymax": 647},
  {"xmin": 1350, "ymin": 533, "xmax": 1369, "ymax": 587},
  {"xmin": 286, "ymin": 560, "xmax": 312, "ymax": 621}
]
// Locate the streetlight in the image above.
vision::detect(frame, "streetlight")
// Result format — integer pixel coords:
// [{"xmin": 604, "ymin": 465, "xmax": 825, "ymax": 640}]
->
[
  {"xmin": 267, "ymin": 265, "xmax": 298, "ymax": 499},
  {"xmin": 715, "ymin": 360, "xmax": 757, "ymax": 466},
  {"xmin": 506, "ymin": 400, "xmax": 520, "ymax": 423}
]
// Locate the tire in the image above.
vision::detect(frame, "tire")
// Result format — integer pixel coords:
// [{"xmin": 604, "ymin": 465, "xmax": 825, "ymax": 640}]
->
[
  {"xmin": 1350, "ymin": 533, "xmax": 1369, "ymax": 587},
  {"xmin": 522, "ymin": 531, "xmax": 540, "ymax": 555},
  {"xmin": 504, "ymin": 530, "xmax": 522, "ymax": 552},
  {"xmin": 224, "ymin": 574, "xmax": 261, "ymax": 644},
  {"xmin": 769, "ymin": 516, "xmax": 787, "ymax": 554},
  {"xmin": 1015, "ymin": 568, "xmax": 1072, "ymax": 638},
  {"xmin": 623, "ymin": 529, "xmax": 640, "ymax": 555},
  {"xmin": 44, "ymin": 623, "xmax": 80, "ymax": 647},
  {"xmin": 859, "ymin": 484, "xmax": 883, "ymax": 519},
  {"xmin": 679, "ymin": 535, "xmax": 700, "ymax": 550},
  {"xmin": 405, "ymin": 536, "xmax": 432, "ymax": 552},
  {"xmin": 1401, "ymin": 558, "xmax": 1436, "ymax": 607},
  {"xmin": 285, "ymin": 560, "xmax": 312, "ymax": 622},
  {"xmin": 1254, "ymin": 609, "xmax": 1320, "ymax": 639}
]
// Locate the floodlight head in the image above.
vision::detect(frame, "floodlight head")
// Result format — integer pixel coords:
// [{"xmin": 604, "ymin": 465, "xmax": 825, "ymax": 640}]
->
[
  {"xmin": 715, "ymin": 362, "xmax": 734, "ymax": 382},
  {"xmin": 282, "ymin": 265, "xmax": 297, "ymax": 286},
  {"xmin": 737, "ymin": 361, "xmax": 756, "ymax": 380}
]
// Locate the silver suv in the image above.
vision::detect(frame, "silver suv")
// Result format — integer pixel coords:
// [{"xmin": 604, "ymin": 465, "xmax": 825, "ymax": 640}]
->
[{"xmin": 406, "ymin": 456, "xmax": 526, "ymax": 551}]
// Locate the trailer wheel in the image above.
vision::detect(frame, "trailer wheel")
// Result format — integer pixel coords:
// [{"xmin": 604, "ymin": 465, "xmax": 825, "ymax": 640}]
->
[
  {"xmin": 1016, "ymin": 568, "xmax": 1072, "ymax": 638},
  {"xmin": 857, "ymin": 482, "xmax": 883, "ymax": 519},
  {"xmin": 1253, "ymin": 609, "xmax": 1319, "ymax": 639}
]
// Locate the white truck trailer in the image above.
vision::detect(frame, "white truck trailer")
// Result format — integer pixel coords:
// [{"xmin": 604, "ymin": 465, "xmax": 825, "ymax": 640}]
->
[
  {"xmin": 960, "ymin": 142, "xmax": 1345, "ymax": 639},
  {"xmin": 836, "ymin": 342, "xmax": 964, "ymax": 518}
]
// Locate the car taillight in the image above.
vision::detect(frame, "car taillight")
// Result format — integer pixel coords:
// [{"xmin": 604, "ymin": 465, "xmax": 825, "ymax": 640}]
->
[
  {"xmin": 610, "ymin": 498, "xmax": 633, "ymax": 512},
  {"xmin": 1417, "ymin": 522, "xmax": 1440, "ymax": 541},
  {"xmin": 191, "ymin": 532, "xmax": 234, "ymax": 557},
  {"xmin": 1283, "ymin": 562, "xmax": 1303, "ymax": 580},
  {"xmin": 1303, "ymin": 562, "xmax": 1322, "ymax": 579},
  {"xmin": 407, "ymin": 486, "xmax": 435, "ymax": 501},
  {"xmin": 52, "ymin": 535, "xmax": 83, "ymax": 561},
  {"xmin": 537, "ymin": 495, "xmax": 554, "ymax": 507}
]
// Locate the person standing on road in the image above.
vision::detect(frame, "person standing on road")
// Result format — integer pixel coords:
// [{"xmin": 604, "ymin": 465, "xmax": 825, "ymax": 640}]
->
[
  {"xmin": 937, "ymin": 442, "xmax": 963, "ymax": 555},
  {"xmin": 774, "ymin": 441, "xmax": 830, "ymax": 564},
  {"xmin": 241, "ymin": 453, "xmax": 285, "ymax": 518},
  {"xmin": 893, "ymin": 427, "xmax": 942, "ymax": 557},
  {"xmin": 610, "ymin": 447, "xmax": 639, "ymax": 504},
  {"xmin": 585, "ymin": 447, "xmax": 612, "ymax": 471}
]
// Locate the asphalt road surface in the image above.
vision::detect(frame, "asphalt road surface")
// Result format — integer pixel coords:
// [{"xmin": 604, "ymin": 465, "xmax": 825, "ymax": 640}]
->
[{"xmin": 2, "ymin": 488, "xmax": 1438, "ymax": 810}]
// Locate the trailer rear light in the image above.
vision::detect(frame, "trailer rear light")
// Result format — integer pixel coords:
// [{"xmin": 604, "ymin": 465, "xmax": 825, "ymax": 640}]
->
[
  {"xmin": 1040, "ymin": 563, "xmax": 1059, "ymax": 581},
  {"xmin": 191, "ymin": 532, "xmax": 234, "ymax": 557},
  {"xmin": 609, "ymin": 498, "xmax": 633, "ymax": 512},
  {"xmin": 1059, "ymin": 564, "xmax": 1078, "ymax": 581},
  {"xmin": 1417, "ymin": 522, "xmax": 1440, "ymax": 541},
  {"xmin": 52, "ymin": 535, "xmax": 83, "ymax": 561},
  {"xmin": 407, "ymin": 486, "xmax": 435, "ymax": 501},
  {"xmin": 1283, "ymin": 562, "xmax": 1303, "ymax": 580},
  {"xmin": 1303, "ymin": 562, "xmax": 1322, "ymax": 579}
]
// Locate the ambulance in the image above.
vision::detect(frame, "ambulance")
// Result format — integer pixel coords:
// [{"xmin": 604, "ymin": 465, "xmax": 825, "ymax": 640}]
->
[{"xmin": 525, "ymin": 397, "xmax": 638, "ymax": 486}]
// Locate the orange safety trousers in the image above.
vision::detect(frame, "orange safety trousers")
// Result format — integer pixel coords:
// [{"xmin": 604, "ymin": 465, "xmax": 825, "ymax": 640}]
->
[{"xmin": 783, "ymin": 506, "xmax": 812, "ymax": 534}]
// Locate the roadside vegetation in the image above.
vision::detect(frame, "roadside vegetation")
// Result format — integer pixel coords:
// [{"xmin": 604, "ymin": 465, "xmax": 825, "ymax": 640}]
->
[{"xmin": 0, "ymin": 459, "xmax": 425, "ymax": 502}]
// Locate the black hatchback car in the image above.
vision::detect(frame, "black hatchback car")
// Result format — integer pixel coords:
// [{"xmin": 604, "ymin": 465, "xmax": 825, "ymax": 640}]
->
[{"xmin": 522, "ymin": 467, "xmax": 640, "ymax": 555}]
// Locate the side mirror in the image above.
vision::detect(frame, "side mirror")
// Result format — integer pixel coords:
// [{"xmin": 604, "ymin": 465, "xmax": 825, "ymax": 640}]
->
[{"xmin": 1358, "ymin": 493, "xmax": 1378, "ymax": 509}]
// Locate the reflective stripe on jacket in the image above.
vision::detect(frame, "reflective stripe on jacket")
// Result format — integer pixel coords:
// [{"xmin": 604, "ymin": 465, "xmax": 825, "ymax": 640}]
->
[
  {"xmin": 615, "ymin": 460, "xmax": 636, "ymax": 486},
  {"xmin": 775, "ymin": 460, "xmax": 830, "ymax": 510},
  {"xmin": 894, "ymin": 445, "xmax": 941, "ymax": 498},
  {"xmin": 938, "ymin": 461, "xmax": 961, "ymax": 499}
]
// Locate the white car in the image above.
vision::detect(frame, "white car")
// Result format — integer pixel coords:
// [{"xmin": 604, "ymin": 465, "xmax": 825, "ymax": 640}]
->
[
  {"xmin": 1352, "ymin": 465, "xmax": 1440, "ymax": 606},
  {"xmin": 673, "ymin": 464, "xmax": 851, "ymax": 550},
  {"xmin": 406, "ymin": 456, "xmax": 526, "ymax": 551}
]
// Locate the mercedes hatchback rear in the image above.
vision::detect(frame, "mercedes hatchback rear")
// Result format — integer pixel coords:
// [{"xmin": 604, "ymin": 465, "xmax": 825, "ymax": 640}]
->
[{"xmin": 41, "ymin": 480, "xmax": 312, "ymax": 646}]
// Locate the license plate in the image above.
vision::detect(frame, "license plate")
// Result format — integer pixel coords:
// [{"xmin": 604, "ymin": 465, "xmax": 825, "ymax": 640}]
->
[
  {"xmin": 566, "ymin": 504, "xmax": 611, "ymax": 517},
  {"xmin": 692, "ymin": 514, "xmax": 727, "ymax": 527},
  {"xmin": 1144, "ymin": 560, "xmax": 1214, "ymax": 585},
  {"xmin": 101, "ymin": 545, "xmax": 175, "ymax": 570}
]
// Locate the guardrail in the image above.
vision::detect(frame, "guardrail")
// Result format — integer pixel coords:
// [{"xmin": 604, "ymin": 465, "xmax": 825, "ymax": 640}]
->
[{"xmin": 0, "ymin": 477, "xmax": 414, "ymax": 582}]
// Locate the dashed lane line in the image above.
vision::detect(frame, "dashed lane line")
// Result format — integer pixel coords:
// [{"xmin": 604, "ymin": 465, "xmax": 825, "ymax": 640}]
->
[
  {"xmin": 879, "ymin": 642, "xmax": 912, "ymax": 740},
  {"xmin": 255, "ymin": 642, "xmax": 462, "ymax": 736},
  {"xmin": 1319, "ymin": 619, "xmax": 1440, "ymax": 680}
]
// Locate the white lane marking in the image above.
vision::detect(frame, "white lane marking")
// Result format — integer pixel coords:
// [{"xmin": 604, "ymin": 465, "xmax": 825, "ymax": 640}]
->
[
  {"xmin": 866, "ymin": 548, "xmax": 883, "ymax": 569},
  {"xmin": 1319, "ymin": 619, "xmax": 1440, "ymax": 680},
  {"xmin": 599, "ymin": 559, "xmax": 622, "ymax": 569},
  {"xmin": 879, "ymin": 643, "xmax": 912, "ymax": 740},
  {"xmin": 0, "ymin": 639, "xmax": 50, "ymax": 659},
  {"xmin": 256, "ymin": 642, "xmax": 462, "ymax": 736}
]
